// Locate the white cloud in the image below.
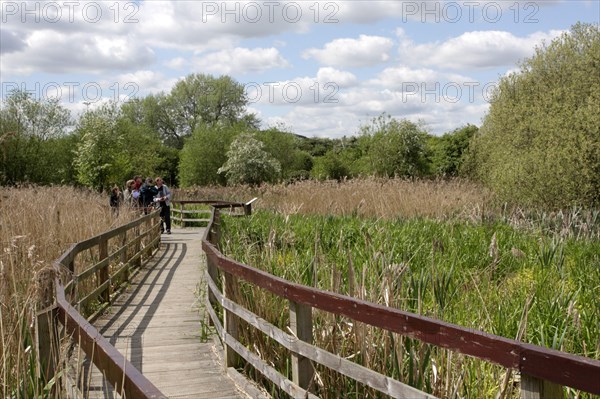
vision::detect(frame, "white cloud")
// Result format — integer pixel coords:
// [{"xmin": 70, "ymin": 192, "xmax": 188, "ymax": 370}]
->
[
  {"xmin": 0, "ymin": 30, "xmax": 154, "ymax": 76},
  {"xmin": 397, "ymin": 29, "xmax": 565, "ymax": 69},
  {"xmin": 316, "ymin": 67, "xmax": 357, "ymax": 88},
  {"xmin": 192, "ymin": 47, "xmax": 289, "ymax": 75},
  {"xmin": 303, "ymin": 35, "xmax": 394, "ymax": 68},
  {"xmin": 164, "ymin": 57, "xmax": 188, "ymax": 70}
]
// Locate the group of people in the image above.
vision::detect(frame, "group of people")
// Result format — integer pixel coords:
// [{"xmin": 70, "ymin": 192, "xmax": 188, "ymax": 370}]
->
[{"xmin": 110, "ymin": 176, "xmax": 172, "ymax": 234}]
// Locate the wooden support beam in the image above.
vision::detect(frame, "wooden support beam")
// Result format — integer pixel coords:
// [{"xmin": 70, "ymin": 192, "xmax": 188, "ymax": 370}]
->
[
  {"xmin": 521, "ymin": 374, "xmax": 563, "ymax": 399},
  {"xmin": 289, "ymin": 300, "xmax": 314, "ymax": 391},
  {"xmin": 223, "ymin": 271, "xmax": 240, "ymax": 369},
  {"xmin": 98, "ymin": 238, "xmax": 109, "ymax": 303}
]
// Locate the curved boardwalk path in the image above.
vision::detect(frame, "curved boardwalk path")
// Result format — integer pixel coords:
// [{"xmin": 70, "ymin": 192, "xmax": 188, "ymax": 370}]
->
[{"xmin": 83, "ymin": 228, "xmax": 246, "ymax": 399}]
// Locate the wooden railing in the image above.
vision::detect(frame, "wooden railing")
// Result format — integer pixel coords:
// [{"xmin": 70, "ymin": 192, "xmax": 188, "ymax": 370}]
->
[
  {"xmin": 36, "ymin": 210, "xmax": 166, "ymax": 398},
  {"xmin": 171, "ymin": 199, "xmax": 257, "ymax": 226},
  {"xmin": 203, "ymin": 207, "xmax": 600, "ymax": 399}
]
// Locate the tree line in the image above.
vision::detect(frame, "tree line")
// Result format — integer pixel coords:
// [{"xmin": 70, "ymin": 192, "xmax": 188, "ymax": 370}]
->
[{"xmin": 1, "ymin": 23, "xmax": 598, "ymax": 208}]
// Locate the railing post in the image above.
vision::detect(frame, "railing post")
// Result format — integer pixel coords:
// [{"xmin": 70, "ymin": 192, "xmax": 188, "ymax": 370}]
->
[
  {"xmin": 290, "ymin": 300, "xmax": 314, "ymax": 391},
  {"xmin": 521, "ymin": 374, "xmax": 563, "ymax": 399},
  {"xmin": 36, "ymin": 307, "xmax": 59, "ymax": 386},
  {"xmin": 214, "ymin": 209, "xmax": 222, "ymax": 249},
  {"xmin": 244, "ymin": 198, "xmax": 258, "ymax": 216},
  {"xmin": 35, "ymin": 268, "xmax": 59, "ymax": 387},
  {"xmin": 133, "ymin": 224, "xmax": 141, "ymax": 268},
  {"xmin": 120, "ymin": 230, "xmax": 128, "ymax": 282},
  {"xmin": 223, "ymin": 271, "xmax": 240, "ymax": 368},
  {"xmin": 180, "ymin": 203, "xmax": 185, "ymax": 228},
  {"xmin": 206, "ymin": 254, "xmax": 218, "ymax": 319},
  {"xmin": 98, "ymin": 238, "xmax": 109, "ymax": 303}
]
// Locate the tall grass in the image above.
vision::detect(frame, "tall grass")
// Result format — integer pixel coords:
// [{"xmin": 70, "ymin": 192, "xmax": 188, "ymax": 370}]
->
[
  {"xmin": 0, "ymin": 186, "xmax": 135, "ymax": 397},
  {"xmin": 219, "ymin": 210, "xmax": 599, "ymax": 398},
  {"xmin": 176, "ymin": 178, "xmax": 600, "ymax": 240}
]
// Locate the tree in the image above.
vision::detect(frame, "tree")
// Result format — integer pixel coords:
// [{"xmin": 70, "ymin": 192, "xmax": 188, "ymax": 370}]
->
[
  {"xmin": 178, "ymin": 123, "xmax": 245, "ymax": 186},
  {"xmin": 74, "ymin": 103, "xmax": 125, "ymax": 191},
  {"xmin": 428, "ymin": 124, "xmax": 478, "ymax": 177},
  {"xmin": 167, "ymin": 74, "xmax": 253, "ymax": 148},
  {"xmin": 218, "ymin": 134, "xmax": 281, "ymax": 186},
  {"xmin": 0, "ymin": 89, "xmax": 74, "ymax": 184},
  {"xmin": 466, "ymin": 23, "xmax": 600, "ymax": 207},
  {"xmin": 359, "ymin": 113, "xmax": 429, "ymax": 177},
  {"xmin": 311, "ymin": 150, "xmax": 350, "ymax": 181}
]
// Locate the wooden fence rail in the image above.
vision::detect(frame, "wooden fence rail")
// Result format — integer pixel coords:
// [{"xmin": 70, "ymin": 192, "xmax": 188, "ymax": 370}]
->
[
  {"xmin": 202, "ymin": 207, "xmax": 600, "ymax": 399},
  {"xmin": 36, "ymin": 210, "xmax": 165, "ymax": 398}
]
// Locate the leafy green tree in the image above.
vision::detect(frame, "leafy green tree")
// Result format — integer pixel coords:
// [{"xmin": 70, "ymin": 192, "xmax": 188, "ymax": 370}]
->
[
  {"xmin": 178, "ymin": 123, "xmax": 245, "ymax": 186},
  {"xmin": 428, "ymin": 124, "xmax": 478, "ymax": 176},
  {"xmin": 218, "ymin": 133, "xmax": 281, "ymax": 186},
  {"xmin": 0, "ymin": 89, "xmax": 74, "ymax": 184},
  {"xmin": 359, "ymin": 113, "xmax": 429, "ymax": 177},
  {"xmin": 466, "ymin": 23, "xmax": 600, "ymax": 207},
  {"xmin": 168, "ymin": 74, "xmax": 253, "ymax": 148},
  {"xmin": 74, "ymin": 103, "xmax": 125, "ymax": 191},
  {"xmin": 311, "ymin": 150, "xmax": 350, "ymax": 181},
  {"xmin": 255, "ymin": 128, "xmax": 315, "ymax": 179}
]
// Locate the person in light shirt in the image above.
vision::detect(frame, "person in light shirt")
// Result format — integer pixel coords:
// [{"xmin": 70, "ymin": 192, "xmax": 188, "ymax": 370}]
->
[{"xmin": 154, "ymin": 177, "xmax": 172, "ymax": 234}]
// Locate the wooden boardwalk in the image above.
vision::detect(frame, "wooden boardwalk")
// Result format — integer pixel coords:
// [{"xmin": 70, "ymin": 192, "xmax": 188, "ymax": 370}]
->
[{"xmin": 80, "ymin": 228, "xmax": 247, "ymax": 399}]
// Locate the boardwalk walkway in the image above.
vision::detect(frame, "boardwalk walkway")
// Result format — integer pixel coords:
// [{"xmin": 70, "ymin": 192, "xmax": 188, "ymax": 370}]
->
[{"xmin": 82, "ymin": 228, "xmax": 246, "ymax": 399}]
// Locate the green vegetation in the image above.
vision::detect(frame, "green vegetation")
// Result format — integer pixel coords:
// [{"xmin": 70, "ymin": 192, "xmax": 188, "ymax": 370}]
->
[
  {"xmin": 465, "ymin": 23, "xmax": 600, "ymax": 207},
  {"xmin": 220, "ymin": 210, "xmax": 600, "ymax": 398}
]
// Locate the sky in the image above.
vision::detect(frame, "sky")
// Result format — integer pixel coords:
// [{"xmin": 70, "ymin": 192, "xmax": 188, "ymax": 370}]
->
[{"xmin": 1, "ymin": 1, "xmax": 598, "ymax": 138}]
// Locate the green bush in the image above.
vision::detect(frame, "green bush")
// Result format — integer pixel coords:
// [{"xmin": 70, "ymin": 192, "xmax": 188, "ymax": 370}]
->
[{"xmin": 466, "ymin": 23, "xmax": 600, "ymax": 207}]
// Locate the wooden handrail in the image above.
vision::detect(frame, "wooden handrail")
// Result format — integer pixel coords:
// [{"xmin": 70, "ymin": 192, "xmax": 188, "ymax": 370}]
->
[
  {"xmin": 202, "ymin": 207, "xmax": 600, "ymax": 397},
  {"xmin": 37, "ymin": 209, "xmax": 165, "ymax": 398},
  {"xmin": 55, "ymin": 279, "xmax": 166, "ymax": 399}
]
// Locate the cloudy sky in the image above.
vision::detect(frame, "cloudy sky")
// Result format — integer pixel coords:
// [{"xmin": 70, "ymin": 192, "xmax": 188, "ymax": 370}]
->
[{"xmin": 1, "ymin": 1, "xmax": 598, "ymax": 137}]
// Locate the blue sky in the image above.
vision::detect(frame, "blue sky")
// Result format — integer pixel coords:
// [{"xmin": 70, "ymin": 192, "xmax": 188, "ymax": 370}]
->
[{"xmin": 1, "ymin": 1, "xmax": 598, "ymax": 137}]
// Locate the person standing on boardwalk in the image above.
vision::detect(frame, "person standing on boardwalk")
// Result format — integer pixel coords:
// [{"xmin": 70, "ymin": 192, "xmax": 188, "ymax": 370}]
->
[
  {"xmin": 155, "ymin": 177, "xmax": 172, "ymax": 234},
  {"xmin": 109, "ymin": 185, "xmax": 123, "ymax": 215},
  {"xmin": 140, "ymin": 177, "xmax": 158, "ymax": 214},
  {"xmin": 123, "ymin": 179, "xmax": 135, "ymax": 207}
]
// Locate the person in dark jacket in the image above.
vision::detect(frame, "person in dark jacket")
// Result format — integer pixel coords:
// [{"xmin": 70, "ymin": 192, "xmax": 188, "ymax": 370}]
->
[{"xmin": 140, "ymin": 177, "xmax": 158, "ymax": 214}]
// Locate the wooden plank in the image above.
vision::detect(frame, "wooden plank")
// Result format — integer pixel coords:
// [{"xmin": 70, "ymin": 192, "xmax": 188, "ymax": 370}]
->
[
  {"xmin": 521, "ymin": 374, "xmax": 564, "ymax": 399},
  {"xmin": 223, "ymin": 271, "xmax": 240, "ymax": 368},
  {"xmin": 289, "ymin": 300, "xmax": 314, "ymax": 391},
  {"xmin": 36, "ymin": 306, "xmax": 59, "ymax": 384},
  {"xmin": 203, "ymin": 241, "xmax": 600, "ymax": 395},
  {"xmin": 81, "ymin": 228, "xmax": 244, "ymax": 399},
  {"xmin": 56, "ymin": 283, "xmax": 167, "ymax": 399},
  {"xmin": 207, "ymin": 274, "xmax": 435, "ymax": 399},
  {"xmin": 178, "ymin": 218, "xmax": 211, "ymax": 223},
  {"xmin": 98, "ymin": 238, "xmax": 109, "ymax": 303},
  {"xmin": 222, "ymin": 331, "xmax": 319, "ymax": 399},
  {"xmin": 74, "ymin": 211, "xmax": 159, "ymax": 253},
  {"xmin": 77, "ymin": 279, "xmax": 110, "ymax": 308},
  {"xmin": 170, "ymin": 209, "xmax": 211, "ymax": 215}
]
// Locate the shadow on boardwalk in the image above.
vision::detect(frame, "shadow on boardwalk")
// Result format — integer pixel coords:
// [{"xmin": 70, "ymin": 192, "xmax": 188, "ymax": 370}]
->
[{"xmin": 77, "ymin": 228, "xmax": 245, "ymax": 399}]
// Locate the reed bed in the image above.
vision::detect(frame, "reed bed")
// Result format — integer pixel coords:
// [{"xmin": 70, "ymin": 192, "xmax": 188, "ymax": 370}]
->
[
  {"xmin": 176, "ymin": 178, "xmax": 492, "ymax": 219},
  {"xmin": 176, "ymin": 178, "xmax": 600, "ymax": 240},
  {"xmin": 219, "ymin": 210, "xmax": 600, "ymax": 398},
  {"xmin": 0, "ymin": 186, "xmax": 135, "ymax": 398}
]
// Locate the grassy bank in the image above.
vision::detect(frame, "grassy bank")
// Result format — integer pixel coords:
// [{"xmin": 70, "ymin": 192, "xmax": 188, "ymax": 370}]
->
[{"xmin": 220, "ymin": 211, "xmax": 600, "ymax": 398}]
